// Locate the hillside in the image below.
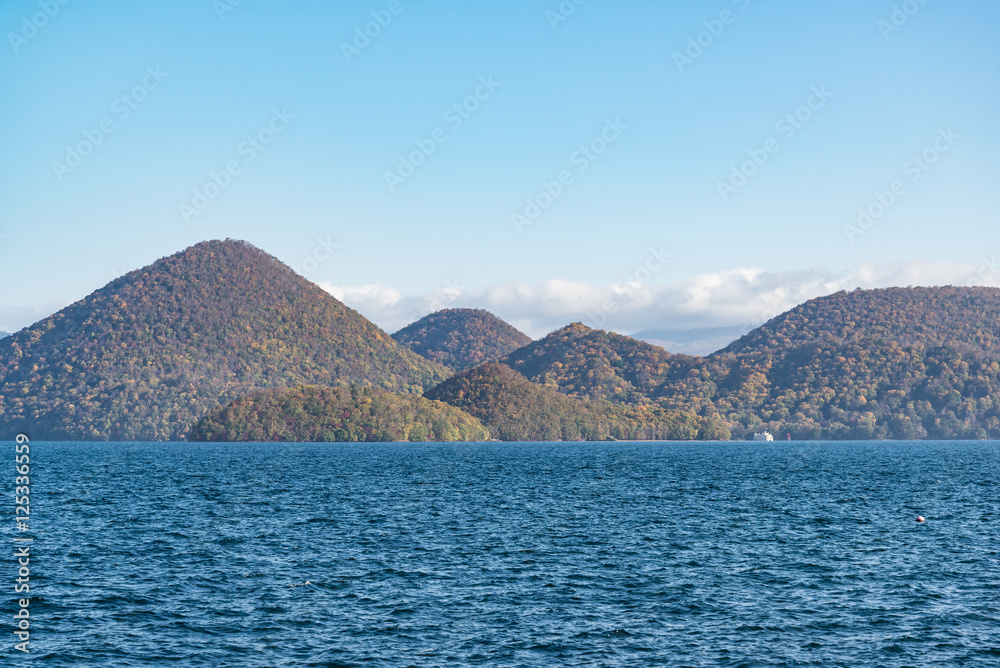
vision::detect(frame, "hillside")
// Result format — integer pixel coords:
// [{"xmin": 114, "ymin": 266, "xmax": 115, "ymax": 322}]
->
[
  {"xmin": 0, "ymin": 239, "xmax": 449, "ymax": 440},
  {"xmin": 189, "ymin": 385, "xmax": 489, "ymax": 442},
  {"xmin": 713, "ymin": 338, "xmax": 1000, "ymax": 440},
  {"xmin": 700, "ymin": 287, "xmax": 1000, "ymax": 439},
  {"xmin": 500, "ymin": 322, "xmax": 712, "ymax": 406},
  {"xmin": 393, "ymin": 308, "xmax": 531, "ymax": 371},
  {"xmin": 496, "ymin": 288, "xmax": 1000, "ymax": 440},
  {"xmin": 721, "ymin": 287, "xmax": 1000, "ymax": 356},
  {"xmin": 425, "ymin": 363, "xmax": 729, "ymax": 441}
]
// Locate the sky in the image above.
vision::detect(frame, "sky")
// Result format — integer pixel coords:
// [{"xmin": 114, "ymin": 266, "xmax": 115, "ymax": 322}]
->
[{"xmin": 2, "ymin": 0, "xmax": 998, "ymax": 340}]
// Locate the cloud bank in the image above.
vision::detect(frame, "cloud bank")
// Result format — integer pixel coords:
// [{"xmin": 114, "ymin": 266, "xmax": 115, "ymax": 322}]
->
[{"xmin": 321, "ymin": 260, "xmax": 997, "ymax": 340}]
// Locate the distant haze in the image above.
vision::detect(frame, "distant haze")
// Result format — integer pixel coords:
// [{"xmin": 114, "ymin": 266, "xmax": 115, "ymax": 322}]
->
[{"xmin": 631, "ymin": 326, "xmax": 753, "ymax": 356}]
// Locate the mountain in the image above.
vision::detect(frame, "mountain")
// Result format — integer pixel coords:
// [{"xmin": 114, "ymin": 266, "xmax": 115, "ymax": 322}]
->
[
  {"xmin": 721, "ymin": 286, "xmax": 1000, "ymax": 355},
  {"xmin": 393, "ymin": 308, "xmax": 531, "ymax": 371},
  {"xmin": 631, "ymin": 325, "xmax": 751, "ymax": 356},
  {"xmin": 698, "ymin": 286, "xmax": 1000, "ymax": 439},
  {"xmin": 189, "ymin": 384, "xmax": 489, "ymax": 442},
  {"xmin": 496, "ymin": 288, "xmax": 1000, "ymax": 440},
  {"xmin": 0, "ymin": 239, "xmax": 449, "ymax": 440},
  {"xmin": 0, "ymin": 331, "xmax": 9, "ymax": 339},
  {"xmin": 7, "ymin": 251, "xmax": 996, "ymax": 443},
  {"xmin": 500, "ymin": 322, "xmax": 708, "ymax": 405},
  {"xmin": 425, "ymin": 363, "xmax": 729, "ymax": 441}
]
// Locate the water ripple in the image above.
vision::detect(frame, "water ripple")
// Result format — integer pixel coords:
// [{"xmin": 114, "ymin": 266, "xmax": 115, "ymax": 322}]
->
[{"xmin": 6, "ymin": 440, "xmax": 999, "ymax": 666}]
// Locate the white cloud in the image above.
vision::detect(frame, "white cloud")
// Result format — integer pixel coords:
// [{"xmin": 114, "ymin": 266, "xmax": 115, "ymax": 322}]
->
[
  {"xmin": 321, "ymin": 260, "xmax": 993, "ymax": 339},
  {"xmin": 319, "ymin": 283, "xmax": 405, "ymax": 310},
  {"xmin": 4, "ymin": 261, "xmax": 991, "ymax": 349}
]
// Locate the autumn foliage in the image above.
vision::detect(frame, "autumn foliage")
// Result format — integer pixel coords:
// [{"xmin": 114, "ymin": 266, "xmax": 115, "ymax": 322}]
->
[
  {"xmin": 393, "ymin": 308, "xmax": 532, "ymax": 371},
  {"xmin": 190, "ymin": 384, "xmax": 490, "ymax": 442},
  {"xmin": 0, "ymin": 240, "xmax": 448, "ymax": 440}
]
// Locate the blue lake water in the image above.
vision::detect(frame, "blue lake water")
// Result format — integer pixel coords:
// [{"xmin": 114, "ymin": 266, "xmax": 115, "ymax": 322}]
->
[{"xmin": 7, "ymin": 441, "xmax": 1000, "ymax": 666}]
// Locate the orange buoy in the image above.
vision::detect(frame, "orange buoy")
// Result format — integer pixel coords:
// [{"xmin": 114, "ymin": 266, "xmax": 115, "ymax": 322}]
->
[{"xmin": 916, "ymin": 515, "xmax": 925, "ymax": 523}]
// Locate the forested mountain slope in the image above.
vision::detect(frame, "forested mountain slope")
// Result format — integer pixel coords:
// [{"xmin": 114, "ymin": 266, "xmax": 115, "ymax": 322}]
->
[
  {"xmin": 722, "ymin": 287, "xmax": 1000, "ymax": 356},
  {"xmin": 0, "ymin": 239, "xmax": 449, "ymax": 440},
  {"xmin": 495, "ymin": 288, "xmax": 1000, "ymax": 439},
  {"xmin": 393, "ymin": 308, "xmax": 531, "ymax": 371},
  {"xmin": 702, "ymin": 287, "xmax": 1000, "ymax": 439},
  {"xmin": 190, "ymin": 385, "xmax": 489, "ymax": 442},
  {"xmin": 425, "ymin": 363, "xmax": 729, "ymax": 441}
]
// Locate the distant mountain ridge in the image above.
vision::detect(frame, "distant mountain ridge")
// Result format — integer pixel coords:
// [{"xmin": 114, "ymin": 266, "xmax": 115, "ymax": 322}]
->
[
  {"xmin": 493, "ymin": 287, "xmax": 1000, "ymax": 440},
  {"xmin": 631, "ymin": 325, "xmax": 752, "ymax": 356},
  {"xmin": 500, "ymin": 322, "xmax": 698, "ymax": 405},
  {"xmin": 720, "ymin": 286, "xmax": 1000, "ymax": 355},
  {"xmin": 393, "ymin": 308, "xmax": 531, "ymax": 371},
  {"xmin": 0, "ymin": 239, "xmax": 449, "ymax": 440},
  {"xmin": 4, "ymin": 238, "xmax": 998, "ymax": 442},
  {"xmin": 703, "ymin": 286, "xmax": 1000, "ymax": 439}
]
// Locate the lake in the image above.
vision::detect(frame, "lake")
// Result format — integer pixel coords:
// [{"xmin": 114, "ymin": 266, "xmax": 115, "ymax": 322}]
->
[{"xmin": 9, "ymin": 441, "xmax": 1000, "ymax": 666}]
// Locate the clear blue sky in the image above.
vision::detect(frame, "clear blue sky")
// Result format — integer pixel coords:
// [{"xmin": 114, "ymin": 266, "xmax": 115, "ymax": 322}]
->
[{"xmin": 2, "ymin": 0, "xmax": 998, "ymax": 336}]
